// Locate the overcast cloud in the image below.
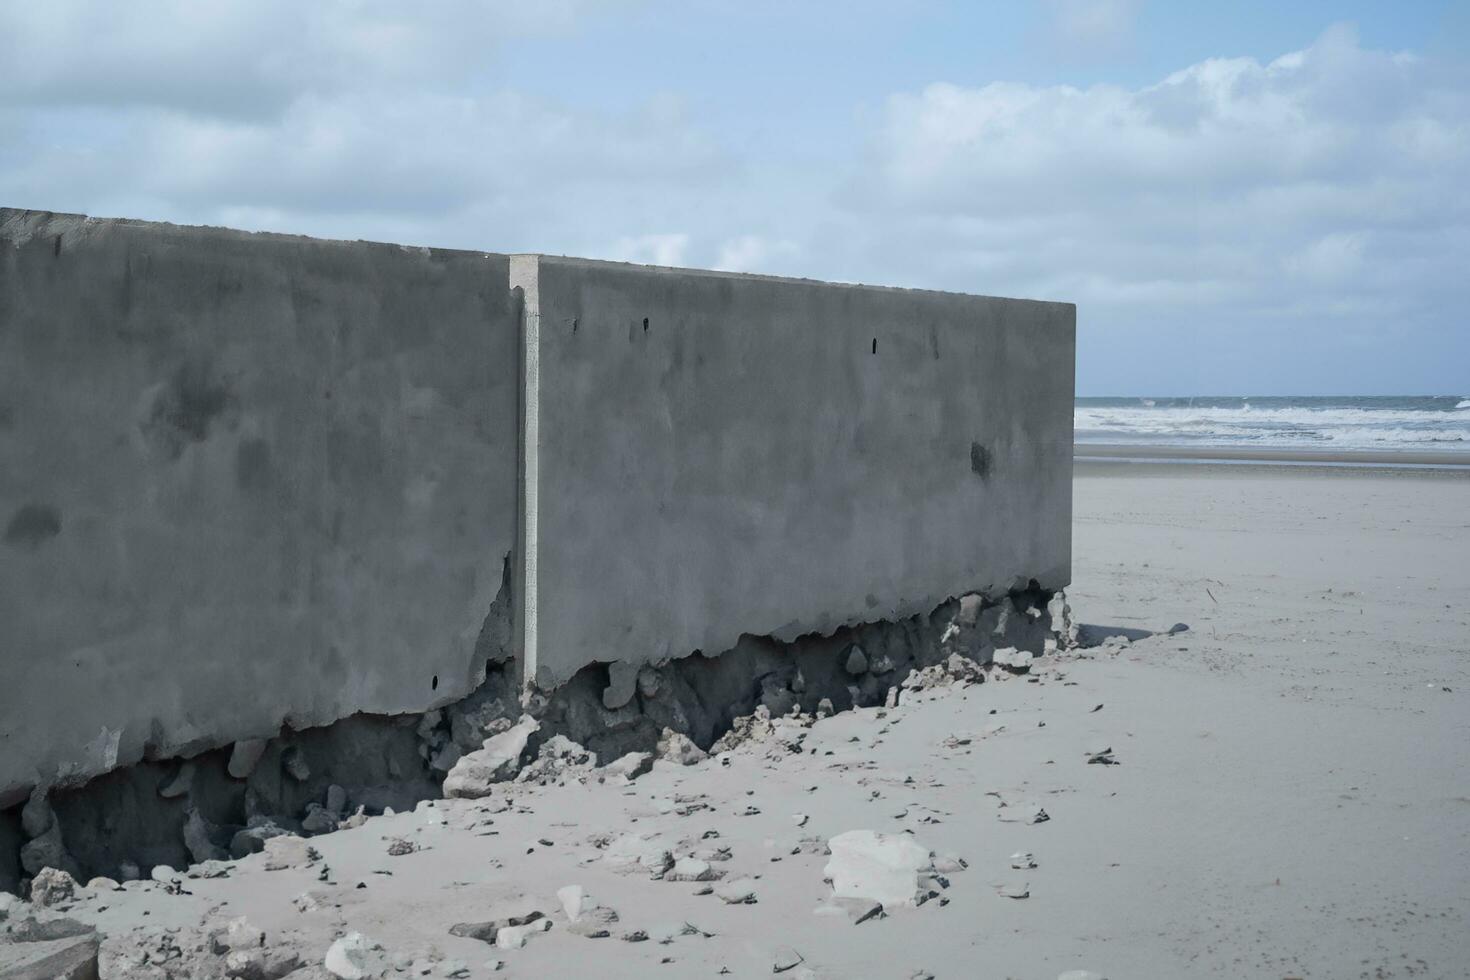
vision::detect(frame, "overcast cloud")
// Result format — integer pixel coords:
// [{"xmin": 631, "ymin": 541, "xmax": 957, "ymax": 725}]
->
[{"xmin": 1, "ymin": 2, "xmax": 1464, "ymax": 394}]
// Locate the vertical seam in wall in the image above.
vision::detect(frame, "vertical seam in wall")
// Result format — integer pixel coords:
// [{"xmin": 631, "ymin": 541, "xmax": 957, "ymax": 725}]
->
[
  {"xmin": 524, "ymin": 305, "xmax": 539, "ymax": 688},
  {"xmin": 511, "ymin": 255, "xmax": 541, "ymax": 690}
]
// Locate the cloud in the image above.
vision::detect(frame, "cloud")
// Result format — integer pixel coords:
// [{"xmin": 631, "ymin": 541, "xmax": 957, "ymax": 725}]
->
[
  {"xmin": 604, "ymin": 233, "xmax": 692, "ymax": 267},
  {"xmin": 714, "ymin": 234, "xmax": 800, "ymax": 273},
  {"xmin": 1, "ymin": 10, "xmax": 1465, "ymax": 393},
  {"xmin": 842, "ymin": 23, "xmax": 1469, "ymax": 392},
  {"xmin": 0, "ymin": 1, "xmax": 618, "ymax": 118}
]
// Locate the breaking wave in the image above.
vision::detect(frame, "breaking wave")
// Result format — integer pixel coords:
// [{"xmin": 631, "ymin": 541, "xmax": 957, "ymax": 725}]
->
[{"xmin": 1076, "ymin": 396, "xmax": 1470, "ymax": 453}]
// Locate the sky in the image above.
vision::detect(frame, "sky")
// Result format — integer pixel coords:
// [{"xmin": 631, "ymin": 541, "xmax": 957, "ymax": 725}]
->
[{"xmin": 2, "ymin": 1, "xmax": 1466, "ymax": 396}]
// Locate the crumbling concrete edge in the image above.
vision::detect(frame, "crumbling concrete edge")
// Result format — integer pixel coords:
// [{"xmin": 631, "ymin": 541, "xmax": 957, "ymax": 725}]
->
[{"xmin": 1, "ymin": 584, "xmax": 1076, "ymax": 896}]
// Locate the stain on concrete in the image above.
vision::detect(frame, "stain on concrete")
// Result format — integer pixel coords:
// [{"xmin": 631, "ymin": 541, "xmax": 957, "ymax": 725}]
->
[
  {"xmin": 4, "ymin": 503, "xmax": 62, "ymax": 549},
  {"xmin": 970, "ymin": 441, "xmax": 992, "ymax": 480},
  {"xmin": 140, "ymin": 362, "xmax": 233, "ymax": 459}
]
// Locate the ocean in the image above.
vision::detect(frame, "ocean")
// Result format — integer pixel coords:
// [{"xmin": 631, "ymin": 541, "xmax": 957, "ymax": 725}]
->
[{"xmin": 1074, "ymin": 396, "xmax": 1470, "ymax": 455}]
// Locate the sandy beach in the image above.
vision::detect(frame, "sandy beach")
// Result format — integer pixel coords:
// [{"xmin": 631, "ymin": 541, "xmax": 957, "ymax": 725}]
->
[{"xmin": 5, "ymin": 460, "xmax": 1467, "ymax": 979}]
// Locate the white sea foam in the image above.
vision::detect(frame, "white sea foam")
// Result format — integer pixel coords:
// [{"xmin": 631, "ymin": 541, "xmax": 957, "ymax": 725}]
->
[{"xmin": 1075, "ymin": 399, "xmax": 1470, "ymax": 453}]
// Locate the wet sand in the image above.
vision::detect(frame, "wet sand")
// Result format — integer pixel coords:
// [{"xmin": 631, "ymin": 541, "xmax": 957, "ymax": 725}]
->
[{"xmin": 1076, "ymin": 443, "xmax": 1470, "ymax": 468}]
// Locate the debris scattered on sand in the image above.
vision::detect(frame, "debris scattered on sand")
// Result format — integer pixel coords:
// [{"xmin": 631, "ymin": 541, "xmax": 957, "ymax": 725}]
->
[{"xmin": 823, "ymin": 830, "xmax": 958, "ymax": 908}]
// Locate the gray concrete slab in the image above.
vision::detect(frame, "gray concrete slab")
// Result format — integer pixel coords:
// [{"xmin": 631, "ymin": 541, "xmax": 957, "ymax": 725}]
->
[
  {"xmin": 0, "ymin": 210, "xmax": 518, "ymax": 803},
  {"xmin": 513, "ymin": 255, "xmax": 1073, "ymax": 688}
]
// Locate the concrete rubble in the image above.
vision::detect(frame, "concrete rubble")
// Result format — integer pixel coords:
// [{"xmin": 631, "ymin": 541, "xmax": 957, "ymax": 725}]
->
[{"xmin": 0, "ymin": 587, "xmax": 1093, "ymax": 977}]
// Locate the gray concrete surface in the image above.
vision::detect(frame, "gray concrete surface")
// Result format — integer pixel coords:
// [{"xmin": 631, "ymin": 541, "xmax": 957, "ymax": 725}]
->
[
  {"xmin": 513, "ymin": 255, "xmax": 1074, "ymax": 688},
  {"xmin": 1, "ymin": 210, "xmax": 1074, "ymax": 805},
  {"xmin": 0, "ymin": 210, "xmax": 519, "ymax": 804}
]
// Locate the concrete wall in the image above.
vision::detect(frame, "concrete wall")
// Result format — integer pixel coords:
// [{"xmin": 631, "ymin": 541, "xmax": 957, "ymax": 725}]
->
[
  {"xmin": 0, "ymin": 210, "xmax": 519, "ymax": 804},
  {"xmin": 513, "ymin": 255, "xmax": 1074, "ymax": 688},
  {"xmin": 1, "ymin": 210, "xmax": 1074, "ymax": 801}
]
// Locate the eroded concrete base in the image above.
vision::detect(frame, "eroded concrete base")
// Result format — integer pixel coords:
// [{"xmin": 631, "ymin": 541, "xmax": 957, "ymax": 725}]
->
[{"xmin": 1, "ymin": 587, "xmax": 1073, "ymax": 893}]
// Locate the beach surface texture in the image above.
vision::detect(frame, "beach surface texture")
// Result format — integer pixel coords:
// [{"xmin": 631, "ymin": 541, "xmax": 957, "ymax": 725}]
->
[{"xmin": 4, "ymin": 460, "xmax": 1466, "ymax": 979}]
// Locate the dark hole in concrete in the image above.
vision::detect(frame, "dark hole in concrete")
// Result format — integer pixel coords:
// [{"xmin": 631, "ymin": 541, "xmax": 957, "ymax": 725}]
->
[
  {"xmin": 432, "ymin": 675, "xmax": 439, "ymax": 691},
  {"xmin": 4, "ymin": 503, "xmax": 62, "ymax": 550},
  {"xmin": 643, "ymin": 317, "xmax": 649, "ymax": 332},
  {"xmin": 970, "ymin": 441, "xmax": 992, "ymax": 479},
  {"xmin": 871, "ymin": 338, "xmax": 877, "ymax": 354},
  {"xmin": 572, "ymin": 317, "xmax": 578, "ymax": 333}
]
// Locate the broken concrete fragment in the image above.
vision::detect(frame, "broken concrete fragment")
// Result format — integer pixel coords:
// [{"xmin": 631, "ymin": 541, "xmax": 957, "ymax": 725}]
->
[
  {"xmin": 1010, "ymin": 852, "xmax": 1038, "ymax": 870},
  {"xmin": 992, "ymin": 647, "xmax": 1034, "ymax": 672},
  {"xmin": 448, "ymin": 922, "xmax": 499, "ymax": 943},
  {"xmin": 157, "ymin": 761, "xmax": 195, "ymax": 799},
  {"xmin": 603, "ymin": 662, "xmax": 640, "ymax": 710},
  {"xmin": 666, "ymin": 857, "xmax": 718, "ymax": 882},
  {"xmin": 772, "ymin": 946, "xmax": 805, "ymax": 973},
  {"xmin": 656, "ymin": 729, "xmax": 708, "ymax": 766},
  {"xmin": 443, "ymin": 715, "xmax": 539, "ymax": 798},
  {"xmin": 28, "ymin": 867, "xmax": 77, "ymax": 907},
  {"xmin": 263, "ymin": 835, "xmax": 316, "ymax": 870},
  {"xmin": 225, "ymin": 946, "xmax": 302, "ymax": 980},
  {"xmin": 5, "ymin": 915, "xmax": 94, "ymax": 943},
  {"xmin": 339, "ymin": 806, "xmax": 368, "ymax": 830},
  {"xmin": 0, "ymin": 931, "xmax": 99, "ymax": 980},
  {"xmin": 931, "ymin": 853, "xmax": 967, "ymax": 874},
  {"xmin": 20, "ymin": 788, "xmax": 52, "ymax": 839},
  {"xmin": 228, "ymin": 739, "xmax": 269, "ymax": 779},
  {"xmin": 714, "ymin": 877, "xmax": 758, "ymax": 904},
  {"xmin": 637, "ymin": 665, "xmax": 661, "ymax": 699},
  {"xmin": 958, "ymin": 593, "xmax": 984, "ymax": 625},
  {"xmin": 301, "ymin": 804, "xmax": 338, "ymax": 836},
  {"xmin": 323, "ymin": 932, "xmax": 375, "ymax": 979},
  {"xmin": 556, "ymin": 885, "xmax": 589, "ymax": 921},
  {"xmin": 604, "ymin": 752, "xmax": 653, "ymax": 781},
  {"xmin": 281, "ymin": 746, "xmax": 311, "ymax": 782},
  {"xmin": 231, "ymin": 820, "xmax": 295, "ymax": 859},
  {"xmin": 183, "ymin": 807, "xmax": 228, "ymax": 863},
  {"xmin": 219, "ymin": 915, "xmax": 266, "ymax": 951},
  {"xmin": 446, "ymin": 717, "xmax": 546, "ymax": 799},
  {"xmin": 844, "ymin": 645, "xmax": 869, "ymax": 676},
  {"xmin": 19, "ymin": 824, "xmax": 75, "ymax": 878},
  {"xmin": 496, "ymin": 917, "xmax": 551, "ymax": 950},
  {"xmin": 824, "ymin": 830, "xmax": 938, "ymax": 908},
  {"xmin": 430, "ymin": 741, "xmax": 463, "ymax": 773},
  {"xmin": 604, "ymin": 834, "xmax": 674, "ymax": 877}
]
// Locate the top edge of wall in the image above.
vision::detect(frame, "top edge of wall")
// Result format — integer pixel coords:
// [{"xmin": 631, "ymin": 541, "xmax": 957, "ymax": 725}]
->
[
  {"xmin": 510, "ymin": 252, "xmax": 1075, "ymax": 312},
  {"xmin": 0, "ymin": 206, "xmax": 1072, "ymax": 310},
  {"xmin": 0, "ymin": 206, "xmax": 507, "ymax": 262}
]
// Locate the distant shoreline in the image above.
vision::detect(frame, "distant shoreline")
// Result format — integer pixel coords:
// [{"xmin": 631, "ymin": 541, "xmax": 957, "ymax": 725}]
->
[{"xmin": 1074, "ymin": 443, "xmax": 1470, "ymax": 469}]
